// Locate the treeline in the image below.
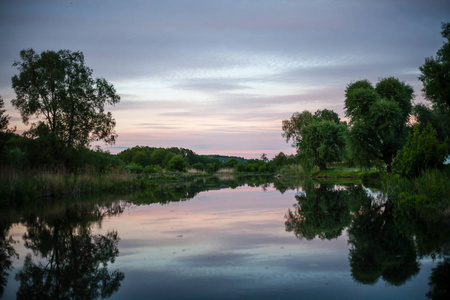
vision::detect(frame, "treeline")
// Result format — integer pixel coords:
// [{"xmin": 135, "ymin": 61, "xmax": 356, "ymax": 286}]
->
[
  {"xmin": 0, "ymin": 128, "xmax": 296, "ymax": 175},
  {"xmin": 282, "ymin": 22, "xmax": 450, "ymax": 179},
  {"xmin": 116, "ymin": 145, "xmax": 296, "ymax": 174}
]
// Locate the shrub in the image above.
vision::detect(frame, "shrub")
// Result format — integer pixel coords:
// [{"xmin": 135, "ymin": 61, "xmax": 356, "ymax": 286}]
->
[{"xmin": 393, "ymin": 124, "xmax": 447, "ymax": 178}]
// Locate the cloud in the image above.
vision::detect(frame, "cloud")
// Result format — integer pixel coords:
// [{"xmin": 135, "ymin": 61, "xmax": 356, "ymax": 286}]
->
[{"xmin": 1, "ymin": 0, "xmax": 447, "ymax": 157}]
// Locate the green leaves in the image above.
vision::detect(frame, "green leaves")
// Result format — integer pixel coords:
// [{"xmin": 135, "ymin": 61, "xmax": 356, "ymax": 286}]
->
[
  {"xmin": 419, "ymin": 22, "xmax": 450, "ymax": 114},
  {"xmin": 11, "ymin": 49, "xmax": 120, "ymax": 167},
  {"xmin": 299, "ymin": 120, "xmax": 347, "ymax": 170},
  {"xmin": 393, "ymin": 124, "xmax": 447, "ymax": 178},
  {"xmin": 345, "ymin": 78, "xmax": 414, "ymax": 171},
  {"xmin": 282, "ymin": 109, "xmax": 345, "ymax": 170}
]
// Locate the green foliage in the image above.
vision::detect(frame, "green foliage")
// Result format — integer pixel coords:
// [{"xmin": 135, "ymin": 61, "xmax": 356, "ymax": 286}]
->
[
  {"xmin": 0, "ymin": 95, "xmax": 12, "ymax": 133},
  {"xmin": 11, "ymin": 49, "xmax": 120, "ymax": 167},
  {"xmin": 166, "ymin": 154, "xmax": 188, "ymax": 172},
  {"xmin": 205, "ymin": 155, "xmax": 246, "ymax": 164},
  {"xmin": 124, "ymin": 163, "xmax": 144, "ymax": 174},
  {"xmin": 0, "ymin": 96, "xmax": 15, "ymax": 161},
  {"xmin": 192, "ymin": 162, "xmax": 205, "ymax": 171},
  {"xmin": 381, "ymin": 167, "xmax": 450, "ymax": 212},
  {"xmin": 345, "ymin": 80, "xmax": 379, "ymax": 120},
  {"xmin": 282, "ymin": 109, "xmax": 346, "ymax": 171},
  {"xmin": 393, "ymin": 124, "xmax": 447, "ymax": 178},
  {"xmin": 298, "ymin": 121, "xmax": 347, "ymax": 170},
  {"xmin": 205, "ymin": 163, "xmax": 219, "ymax": 173},
  {"xmin": 419, "ymin": 22, "xmax": 450, "ymax": 115},
  {"xmin": 281, "ymin": 110, "xmax": 314, "ymax": 146},
  {"xmin": 282, "ymin": 109, "xmax": 340, "ymax": 147},
  {"xmin": 413, "ymin": 104, "xmax": 449, "ymax": 142},
  {"xmin": 375, "ymin": 77, "xmax": 414, "ymax": 123},
  {"xmin": 345, "ymin": 77, "xmax": 414, "ymax": 171}
]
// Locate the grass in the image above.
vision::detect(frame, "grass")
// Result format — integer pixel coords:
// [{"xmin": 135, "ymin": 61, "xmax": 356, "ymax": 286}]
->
[
  {"xmin": 276, "ymin": 164, "xmax": 312, "ymax": 178},
  {"xmin": 0, "ymin": 166, "xmax": 144, "ymax": 202},
  {"xmin": 312, "ymin": 167, "xmax": 380, "ymax": 181}
]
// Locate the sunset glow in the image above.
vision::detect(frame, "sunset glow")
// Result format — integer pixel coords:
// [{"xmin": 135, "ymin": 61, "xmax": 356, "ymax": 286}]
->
[{"xmin": 1, "ymin": 0, "xmax": 447, "ymax": 158}]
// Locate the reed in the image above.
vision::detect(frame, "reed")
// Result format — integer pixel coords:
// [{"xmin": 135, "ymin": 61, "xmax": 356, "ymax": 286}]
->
[{"xmin": 0, "ymin": 166, "xmax": 143, "ymax": 202}]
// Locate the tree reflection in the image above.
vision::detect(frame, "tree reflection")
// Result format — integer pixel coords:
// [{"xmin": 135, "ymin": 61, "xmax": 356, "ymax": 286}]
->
[
  {"xmin": 348, "ymin": 195, "xmax": 420, "ymax": 286},
  {"xmin": 15, "ymin": 202, "xmax": 125, "ymax": 299},
  {"xmin": 0, "ymin": 219, "xmax": 18, "ymax": 296},
  {"xmin": 285, "ymin": 182, "xmax": 352, "ymax": 240},
  {"xmin": 427, "ymin": 258, "xmax": 450, "ymax": 299},
  {"xmin": 284, "ymin": 182, "xmax": 431, "ymax": 286}
]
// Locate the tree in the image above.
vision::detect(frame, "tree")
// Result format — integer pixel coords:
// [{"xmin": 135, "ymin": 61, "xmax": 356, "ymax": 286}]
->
[
  {"xmin": 0, "ymin": 95, "xmax": 15, "ymax": 160},
  {"xmin": 413, "ymin": 104, "xmax": 449, "ymax": 142},
  {"xmin": 11, "ymin": 49, "xmax": 120, "ymax": 166},
  {"xmin": 282, "ymin": 110, "xmax": 314, "ymax": 147},
  {"xmin": 298, "ymin": 120, "xmax": 347, "ymax": 170},
  {"xmin": 419, "ymin": 22, "xmax": 450, "ymax": 116},
  {"xmin": 282, "ymin": 109, "xmax": 340, "ymax": 147},
  {"xmin": 282, "ymin": 109, "xmax": 344, "ymax": 170},
  {"xmin": 0, "ymin": 96, "xmax": 12, "ymax": 133},
  {"xmin": 166, "ymin": 154, "xmax": 188, "ymax": 172},
  {"xmin": 345, "ymin": 78, "xmax": 414, "ymax": 171},
  {"xmin": 393, "ymin": 124, "xmax": 446, "ymax": 178}
]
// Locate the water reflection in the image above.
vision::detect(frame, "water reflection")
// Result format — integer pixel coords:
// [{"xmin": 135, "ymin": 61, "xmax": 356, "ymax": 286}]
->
[
  {"xmin": 0, "ymin": 198, "xmax": 127, "ymax": 299},
  {"xmin": 285, "ymin": 180, "xmax": 450, "ymax": 291},
  {"xmin": 427, "ymin": 258, "xmax": 450, "ymax": 299},
  {"xmin": 1, "ymin": 175, "xmax": 449, "ymax": 299},
  {"xmin": 0, "ymin": 218, "xmax": 18, "ymax": 296},
  {"xmin": 285, "ymin": 182, "xmax": 351, "ymax": 240},
  {"xmin": 348, "ymin": 195, "xmax": 420, "ymax": 286}
]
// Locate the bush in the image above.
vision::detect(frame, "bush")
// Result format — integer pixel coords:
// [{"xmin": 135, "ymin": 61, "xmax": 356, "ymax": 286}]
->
[
  {"xmin": 393, "ymin": 124, "xmax": 447, "ymax": 178},
  {"xmin": 125, "ymin": 162, "xmax": 144, "ymax": 173},
  {"xmin": 192, "ymin": 162, "xmax": 205, "ymax": 171},
  {"xmin": 166, "ymin": 155, "xmax": 188, "ymax": 172}
]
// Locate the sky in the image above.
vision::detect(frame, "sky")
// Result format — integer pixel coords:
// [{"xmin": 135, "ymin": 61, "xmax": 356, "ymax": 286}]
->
[{"xmin": 0, "ymin": 0, "xmax": 449, "ymax": 159}]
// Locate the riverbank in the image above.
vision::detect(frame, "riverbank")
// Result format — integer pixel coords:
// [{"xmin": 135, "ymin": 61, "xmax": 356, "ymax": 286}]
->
[{"xmin": 312, "ymin": 167, "xmax": 380, "ymax": 180}]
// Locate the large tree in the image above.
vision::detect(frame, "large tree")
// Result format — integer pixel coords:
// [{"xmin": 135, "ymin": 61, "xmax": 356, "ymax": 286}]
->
[
  {"xmin": 345, "ymin": 77, "xmax": 414, "ymax": 171},
  {"xmin": 298, "ymin": 120, "xmax": 347, "ymax": 170},
  {"xmin": 282, "ymin": 109, "xmax": 339, "ymax": 147},
  {"xmin": 11, "ymin": 49, "xmax": 120, "ymax": 164},
  {"xmin": 419, "ymin": 22, "xmax": 450, "ymax": 116},
  {"xmin": 282, "ymin": 109, "xmax": 345, "ymax": 170}
]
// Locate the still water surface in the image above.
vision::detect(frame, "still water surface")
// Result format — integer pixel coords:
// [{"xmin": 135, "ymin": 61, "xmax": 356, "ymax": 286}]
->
[{"xmin": 1, "ymin": 178, "xmax": 449, "ymax": 299}]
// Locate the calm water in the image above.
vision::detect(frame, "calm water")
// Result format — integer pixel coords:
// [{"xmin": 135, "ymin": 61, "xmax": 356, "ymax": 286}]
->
[{"xmin": 1, "ymin": 177, "xmax": 449, "ymax": 299}]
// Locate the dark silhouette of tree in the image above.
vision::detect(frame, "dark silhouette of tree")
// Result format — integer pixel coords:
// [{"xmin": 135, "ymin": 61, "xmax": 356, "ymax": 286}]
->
[
  {"xmin": 348, "ymin": 196, "xmax": 420, "ymax": 286},
  {"xmin": 285, "ymin": 183, "xmax": 351, "ymax": 240},
  {"xmin": 345, "ymin": 77, "xmax": 414, "ymax": 171},
  {"xmin": 427, "ymin": 258, "xmax": 450, "ymax": 300},
  {"xmin": 282, "ymin": 109, "xmax": 346, "ymax": 171},
  {"xmin": 15, "ymin": 203, "xmax": 125, "ymax": 299},
  {"xmin": 0, "ymin": 221, "xmax": 18, "ymax": 296},
  {"xmin": 11, "ymin": 49, "xmax": 120, "ymax": 167},
  {"xmin": 419, "ymin": 22, "xmax": 450, "ymax": 116}
]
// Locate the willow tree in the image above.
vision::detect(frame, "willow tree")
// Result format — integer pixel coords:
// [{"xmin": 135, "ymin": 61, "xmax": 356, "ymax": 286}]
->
[
  {"xmin": 11, "ymin": 49, "xmax": 120, "ymax": 165},
  {"xmin": 345, "ymin": 77, "xmax": 414, "ymax": 172},
  {"xmin": 282, "ymin": 109, "xmax": 346, "ymax": 170}
]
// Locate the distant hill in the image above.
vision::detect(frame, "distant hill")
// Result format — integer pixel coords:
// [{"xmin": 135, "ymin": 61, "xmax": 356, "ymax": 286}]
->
[{"xmin": 202, "ymin": 155, "xmax": 247, "ymax": 164}]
